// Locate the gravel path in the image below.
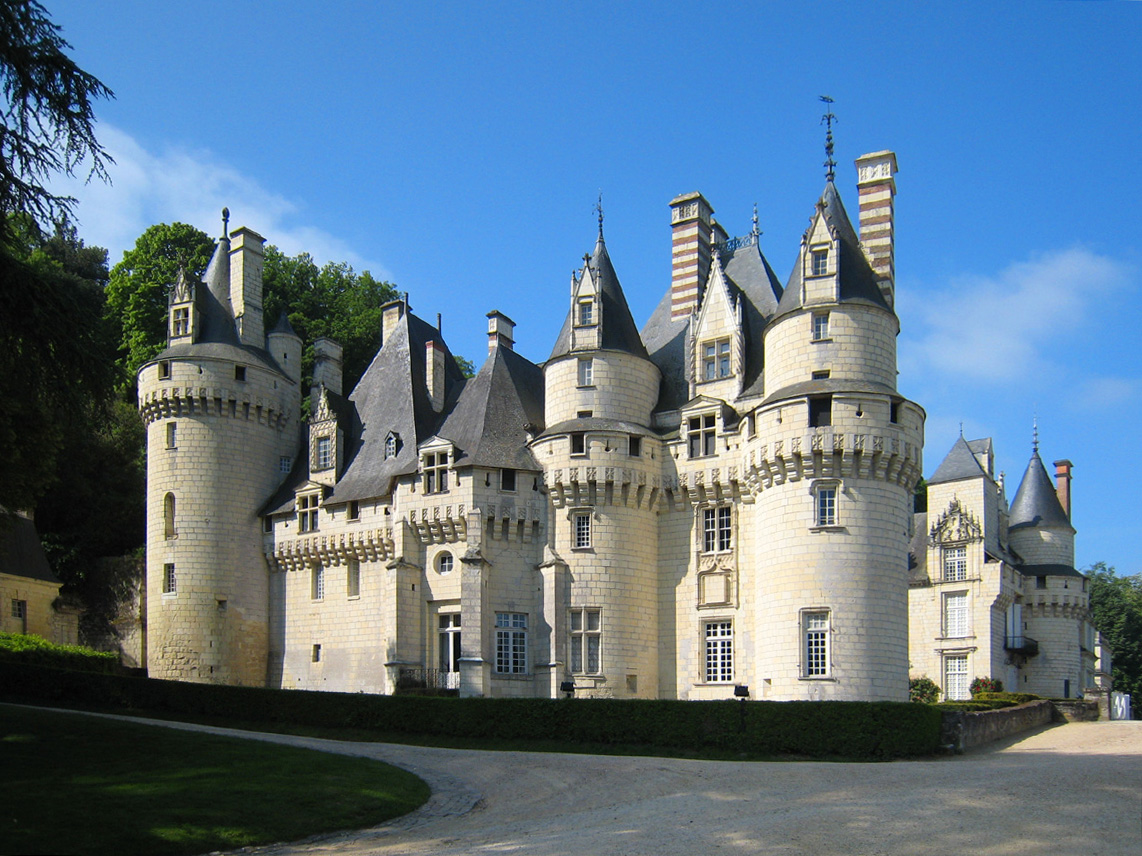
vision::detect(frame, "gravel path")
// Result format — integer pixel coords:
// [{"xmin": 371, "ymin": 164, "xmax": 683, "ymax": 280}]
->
[{"xmin": 41, "ymin": 709, "xmax": 1142, "ymax": 856}]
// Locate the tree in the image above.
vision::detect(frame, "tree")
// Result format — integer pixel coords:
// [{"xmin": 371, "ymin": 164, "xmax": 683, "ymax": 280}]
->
[
  {"xmin": 0, "ymin": 0, "xmax": 114, "ymax": 241},
  {"xmin": 104, "ymin": 222, "xmax": 214, "ymax": 394},
  {"xmin": 1087, "ymin": 562, "xmax": 1142, "ymax": 703}
]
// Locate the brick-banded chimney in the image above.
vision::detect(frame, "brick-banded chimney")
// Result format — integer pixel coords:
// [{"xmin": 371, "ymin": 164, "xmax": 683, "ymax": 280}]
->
[
  {"xmin": 669, "ymin": 192, "xmax": 714, "ymax": 319},
  {"xmin": 855, "ymin": 151, "xmax": 897, "ymax": 308},
  {"xmin": 1054, "ymin": 459, "xmax": 1073, "ymax": 520},
  {"xmin": 487, "ymin": 310, "xmax": 515, "ymax": 354}
]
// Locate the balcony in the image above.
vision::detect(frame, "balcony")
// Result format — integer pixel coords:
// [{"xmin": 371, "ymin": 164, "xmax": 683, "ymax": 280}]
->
[
  {"xmin": 1004, "ymin": 635, "xmax": 1039, "ymax": 656},
  {"xmin": 397, "ymin": 667, "xmax": 460, "ymax": 693}
]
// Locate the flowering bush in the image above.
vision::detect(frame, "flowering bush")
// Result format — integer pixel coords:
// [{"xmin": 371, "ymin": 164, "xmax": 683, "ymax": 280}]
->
[
  {"xmin": 970, "ymin": 676, "xmax": 1003, "ymax": 696},
  {"xmin": 910, "ymin": 676, "xmax": 941, "ymax": 704}
]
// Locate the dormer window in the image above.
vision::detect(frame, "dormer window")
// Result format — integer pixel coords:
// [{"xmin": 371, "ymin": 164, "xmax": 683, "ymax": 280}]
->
[
  {"xmin": 811, "ymin": 248, "xmax": 829, "ymax": 277},
  {"xmin": 172, "ymin": 307, "xmax": 190, "ymax": 337},
  {"xmin": 315, "ymin": 436, "xmax": 333, "ymax": 471},
  {"xmin": 423, "ymin": 451, "xmax": 449, "ymax": 493},
  {"xmin": 384, "ymin": 433, "xmax": 400, "ymax": 460},
  {"xmin": 577, "ymin": 300, "xmax": 595, "ymax": 326},
  {"xmin": 702, "ymin": 339, "xmax": 731, "ymax": 381},
  {"xmin": 298, "ymin": 493, "xmax": 320, "ymax": 533},
  {"xmin": 688, "ymin": 414, "xmax": 717, "ymax": 458}
]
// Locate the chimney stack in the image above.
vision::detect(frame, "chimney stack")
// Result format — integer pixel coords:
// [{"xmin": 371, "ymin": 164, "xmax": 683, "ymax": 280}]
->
[
  {"xmin": 229, "ymin": 227, "xmax": 266, "ymax": 347},
  {"xmin": 311, "ymin": 338, "xmax": 343, "ymax": 400},
  {"xmin": 426, "ymin": 340, "xmax": 446, "ymax": 411},
  {"xmin": 669, "ymin": 192, "xmax": 714, "ymax": 319},
  {"xmin": 1054, "ymin": 459, "xmax": 1074, "ymax": 520},
  {"xmin": 855, "ymin": 151, "xmax": 897, "ymax": 308},
  {"xmin": 487, "ymin": 310, "xmax": 516, "ymax": 354},
  {"xmin": 380, "ymin": 298, "xmax": 407, "ymax": 348}
]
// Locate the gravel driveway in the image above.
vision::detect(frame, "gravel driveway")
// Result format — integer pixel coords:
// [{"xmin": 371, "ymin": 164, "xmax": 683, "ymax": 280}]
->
[{"xmin": 77, "ymin": 712, "xmax": 1142, "ymax": 855}]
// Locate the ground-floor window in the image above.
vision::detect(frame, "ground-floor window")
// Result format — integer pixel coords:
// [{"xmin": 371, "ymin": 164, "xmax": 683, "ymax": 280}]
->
[
  {"xmin": 495, "ymin": 612, "xmax": 527, "ymax": 674},
  {"xmin": 439, "ymin": 613, "xmax": 461, "ymax": 674},
  {"xmin": 704, "ymin": 621, "xmax": 733, "ymax": 683},
  {"xmin": 570, "ymin": 608, "xmax": 601, "ymax": 674},
  {"xmin": 803, "ymin": 610, "xmax": 830, "ymax": 676},
  {"xmin": 945, "ymin": 654, "xmax": 969, "ymax": 700}
]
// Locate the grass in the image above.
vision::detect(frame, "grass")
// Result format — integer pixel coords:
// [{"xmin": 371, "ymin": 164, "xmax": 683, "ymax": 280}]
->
[{"xmin": 0, "ymin": 704, "xmax": 430, "ymax": 856}]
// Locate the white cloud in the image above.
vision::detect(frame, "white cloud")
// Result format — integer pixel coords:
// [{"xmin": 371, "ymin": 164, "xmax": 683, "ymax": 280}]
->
[
  {"xmin": 1072, "ymin": 376, "xmax": 1138, "ymax": 408},
  {"xmin": 48, "ymin": 124, "xmax": 391, "ymax": 277},
  {"xmin": 898, "ymin": 248, "xmax": 1132, "ymax": 384}
]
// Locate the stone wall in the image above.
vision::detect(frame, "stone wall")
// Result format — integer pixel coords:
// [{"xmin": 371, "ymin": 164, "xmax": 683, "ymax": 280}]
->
[{"xmin": 941, "ymin": 699, "xmax": 1055, "ymax": 753}]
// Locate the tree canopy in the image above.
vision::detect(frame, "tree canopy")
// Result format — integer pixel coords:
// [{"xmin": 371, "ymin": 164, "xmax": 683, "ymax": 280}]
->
[{"xmin": 1087, "ymin": 562, "xmax": 1142, "ymax": 703}]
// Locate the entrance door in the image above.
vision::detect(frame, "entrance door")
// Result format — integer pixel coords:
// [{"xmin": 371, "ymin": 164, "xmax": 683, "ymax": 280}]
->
[{"xmin": 439, "ymin": 613, "xmax": 461, "ymax": 689}]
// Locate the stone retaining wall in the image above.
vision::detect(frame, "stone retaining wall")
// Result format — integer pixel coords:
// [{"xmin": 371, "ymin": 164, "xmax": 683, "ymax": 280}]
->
[{"xmin": 941, "ymin": 700, "xmax": 1056, "ymax": 753}]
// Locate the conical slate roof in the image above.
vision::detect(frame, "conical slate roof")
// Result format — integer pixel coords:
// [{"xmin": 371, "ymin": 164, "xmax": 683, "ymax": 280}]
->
[
  {"xmin": 1009, "ymin": 449, "xmax": 1073, "ymax": 532},
  {"xmin": 774, "ymin": 181, "xmax": 892, "ymax": 319},
  {"xmin": 929, "ymin": 435, "xmax": 989, "ymax": 485},
  {"xmin": 549, "ymin": 233, "xmax": 649, "ymax": 361}
]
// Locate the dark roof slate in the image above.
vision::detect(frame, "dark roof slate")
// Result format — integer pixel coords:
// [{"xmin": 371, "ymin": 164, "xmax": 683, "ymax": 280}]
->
[
  {"xmin": 929, "ymin": 435, "xmax": 989, "ymax": 485},
  {"xmin": 0, "ymin": 510, "xmax": 60, "ymax": 584},
  {"xmin": 1009, "ymin": 450, "xmax": 1073, "ymax": 532}
]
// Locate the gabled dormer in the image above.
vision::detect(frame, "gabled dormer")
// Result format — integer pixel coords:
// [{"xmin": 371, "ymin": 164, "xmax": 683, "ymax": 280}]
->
[
  {"xmin": 569, "ymin": 262, "xmax": 601, "ymax": 352},
  {"xmin": 800, "ymin": 198, "xmax": 843, "ymax": 306},
  {"xmin": 690, "ymin": 252, "xmax": 744, "ymax": 401},
  {"xmin": 308, "ymin": 385, "xmax": 343, "ymax": 487},
  {"xmin": 417, "ymin": 435, "xmax": 456, "ymax": 495},
  {"xmin": 679, "ymin": 395, "xmax": 734, "ymax": 461},
  {"xmin": 168, "ymin": 267, "xmax": 198, "ymax": 344}
]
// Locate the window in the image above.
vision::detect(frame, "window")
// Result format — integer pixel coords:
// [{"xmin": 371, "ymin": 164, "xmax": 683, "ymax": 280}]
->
[
  {"xmin": 812, "ymin": 312, "xmax": 830, "ymax": 341},
  {"xmin": 1036, "ymin": 576, "xmax": 1048, "ymax": 590},
  {"xmin": 11, "ymin": 599, "xmax": 27, "ymax": 632},
  {"xmin": 495, "ymin": 612, "xmax": 528, "ymax": 674},
  {"xmin": 423, "ymin": 451, "xmax": 449, "ymax": 493},
  {"xmin": 279, "ymin": 455, "xmax": 292, "ymax": 474},
  {"xmin": 437, "ymin": 552, "xmax": 454, "ymax": 574},
  {"xmin": 811, "ymin": 248, "xmax": 829, "ymax": 276},
  {"xmin": 890, "ymin": 401, "xmax": 900, "ymax": 424},
  {"xmin": 704, "ymin": 621, "xmax": 733, "ymax": 683},
  {"xmin": 570, "ymin": 608, "xmax": 601, "ymax": 674},
  {"xmin": 165, "ymin": 422, "xmax": 177, "ymax": 449},
  {"xmin": 172, "ymin": 306, "xmax": 190, "ymax": 337},
  {"xmin": 803, "ymin": 611, "xmax": 830, "ymax": 677},
  {"xmin": 688, "ymin": 414, "xmax": 716, "ymax": 458},
  {"xmin": 578, "ymin": 358, "xmax": 593, "ymax": 386},
  {"xmin": 163, "ymin": 563, "xmax": 176, "ymax": 594},
  {"xmin": 570, "ymin": 432, "xmax": 586, "ymax": 455},
  {"xmin": 439, "ymin": 614, "xmax": 461, "ymax": 673},
  {"xmin": 158, "ymin": 361, "xmax": 171, "ymax": 380},
  {"xmin": 628, "ymin": 435, "xmax": 641, "ymax": 457},
  {"xmin": 312, "ymin": 644, "xmax": 322, "ymax": 663},
  {"xmin": 348, "ymin": 500, "xmax": 360, "ymax": 521},
  {"xmin": 500, "ymin": 468, "xmax": 516, "ymax": 492},
  {"xmin": 814, "ymin": 484, "xmax": 838, "ymax": 527},
  {"xmin": 298, "ymin": 493, "xmax": 319, "ymax": 532},
  {"xmin": 263, "ymin": 516, "xmax": 273, "ymax": 533},
  {"xmin": 163, "ymin": 493, "xmax": 176, "ymax": 539},
  {"xmin": 945, "ymin": 654, "xmax": 969, "ymax": 700},
  {"xmin": 573, "ymin": 512, "xmax": 591, "ymax": 549},
  {"xmin": 702, "ymin": 505, "xmax": 732, "ymax": 553},
  {"xmin": 384, "ymin": 433, "xmax": 398, "ymax": 460},
  {"xmin": 311, "ymin": 564, "xmax": 325, "ymax": 600},
  {"xmin": 808, "ymin": 395, "xmax": 832, "ymax": 427},
  {"xmin": 702, "ymin": 339, "xmax": 731, "ymax": 380},
  {"xmin": 943, "ymin": 547, "xmax": 967, "ymax": 581},
  {"xmin": 347, "ymin": 559, "xmax": 360, "ymax": 597},
  {"xmin": 577, "ymin": 300, "xmax": 594, "ymax": 326},
  {"xmin": 315, "ymin": 436, "xmax": 333, "ymax": 471},
  {"xmin": 944, "ymin": 592, "xmax": 969, "ymax": 638},
  {"xmin": 234, "ymin": 365, "xmax": 246, "ymax": 382}
]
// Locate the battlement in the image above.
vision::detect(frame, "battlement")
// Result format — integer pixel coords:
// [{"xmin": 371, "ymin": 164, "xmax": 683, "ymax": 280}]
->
[
  {"xmin": 743, "ymin": 427, "xmax": 922, "ymax": 494},
  {"xmin": 139, "ymin": 385, "xmax": 291, "ymax": 431}
]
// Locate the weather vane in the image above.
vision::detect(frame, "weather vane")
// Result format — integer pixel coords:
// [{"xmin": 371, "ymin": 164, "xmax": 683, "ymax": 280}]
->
[
  {"xmin": 595, "ymin": 191, "xmax": 604, "ymax": 237},
  {"xmin": 751, "ymin": 202, "xmax": 761, "ymax": 238},
  {"xmin": 820, "ymin": 95, "xmax": 837, "ymax": 182}
]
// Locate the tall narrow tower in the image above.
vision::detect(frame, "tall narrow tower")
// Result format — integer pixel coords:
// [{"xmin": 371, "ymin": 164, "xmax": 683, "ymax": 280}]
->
[{"xmin": 138, "ymin": 221, "xmax": 301, "ymax": 685}]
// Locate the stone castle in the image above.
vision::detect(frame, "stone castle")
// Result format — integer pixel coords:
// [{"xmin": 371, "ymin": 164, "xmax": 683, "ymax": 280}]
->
[{"xmin": 136, "ymin": 150, "xmax": 1103, "ymax": 702}]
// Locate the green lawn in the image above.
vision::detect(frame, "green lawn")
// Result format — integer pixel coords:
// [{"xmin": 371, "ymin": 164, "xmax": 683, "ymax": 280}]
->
[{"xmin": 0, "ymin": 704, "xmax": 430, "ymax": 856}]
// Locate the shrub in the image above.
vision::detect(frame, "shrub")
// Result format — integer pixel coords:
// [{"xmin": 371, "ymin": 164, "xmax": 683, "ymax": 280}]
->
[
  {"xmin": 974, "ymin": 691, "xmax": 1040, "ymax": 705},
  {"xmin": 910, "ymin": 676, "xmax": 941, "ymax": 704},
  {"xmin": 0, "ymin": 632, "xmax": 119, "ymax": 674},
  {"xmin": 970, "ymin": 676, "xmax": 1003, "ymax": 696}
]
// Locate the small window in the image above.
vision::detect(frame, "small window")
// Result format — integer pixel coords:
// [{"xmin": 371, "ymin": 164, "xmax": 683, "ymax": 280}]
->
[
  {"xmin": 702, "ymin": 505, "xmax": 732, "ymax": 553},
  {"xmin": 423, "ymin": 451, "xmax": 449, "ymax": 493},
  {"xmin": 163, "ymin": 493, "xmax": 176, "ymax": 540},
  {"xmin": 570, "ymin": 432, "xmax": 586, "ymax": 455},
  {"xmin": 437, "ymin": 552, "xmax": 454, "ymax": 574},
  {"xmin": 808, "ymin": 396, "xmax": 832, "ymax": 428},
  {"xmin": 311, "ymin": 564, "xmax": 325, "ymax": 600},
  {"xmin": 384, "ymin": 433, "xmax": 399, "ymax": 460},
  {"xmin": 279, "ymin": 455, "xmax": 292, "ymax": 474},
  {"xmin": 628, "ymin": 435, "xmax": 641, "ymax": 457},
  {"xmin": 577, "ymin": 300, "xmax": 594, "ymax": 326},
  {"xmin": 702, "ymin": 338, "xmax": 731, "ymax": 380},
  {"xmin": 704, "ymin": 621, "xmax": 733, "ymax": 683},
  {"xmin": 943, "ymin": 547, "xmax": 967, "ymax": 581},
  {"xmin": 688, "ymin": 414, "xmax": 716, "ymax": 458},
  {"xmin": 315, "ymin": 436, "xmax": 333, "ymax": 471},
  {"xmin": 1036, "ymin": 576, "xmax": 1048, "ymax": 590},
  {"xmin": 811, "ymin": 249, "xmax": 828, "ymax": 277},
  {"xmin": 234, "ymin": 365, "xmax": 246, "ymax": 382},
  {"xmin": 298, "ymin": 493, "xmax": 319, "ymax": 532},
  {"xmin": 263, "ymin": 516, "xmax": 272, "ymax": 533},
  {"xmin": 11, "ymin": 598, "xmax": 27, "ymax": 619},
  {"xmin": 158, "ymin": 361, "xmax": 171, "ymax": 380},
  {"xmin": 570, "ymin": 608, "xmax": 601, "ymax": 674},
  {"xmin": 165, "ymin": 422, "xmax": 177, "ymax": 449},
  {"xmin": 578, "ymin": 358, "xmax": 593, "ymax": 387},
  {"xmin": 811, "ymin": 370, "xmax": 830, "ymax": 380},
  {"xmin": 172, "ymin": 306, "xmax": 190, "ymax": 337},
  {"xmin": 312, "ymin": 643, "xmax": 322, "ymax": 663},
  {"xmin": 811, "ymin": 312, "xmax": 830, "ymax": 341},
  {"xmin": 814, "ymin": 483, "xmax": 838, "ymax": 527},
  {"xmin": 803, "ymin": 611, "xmax": 830, "ymax": 677},
  {"xmin": 347, "ymin": 559, "xmax": 360, "ymax": 597},
  {"xmin": 890, "ymin": 401, "xmax": 900, "ymax": 424},
  {"xmin": 163, "ymin": 563, "xmax": 177, "ymax": 594},
  {"xmin": 501, "ymin": 469, "xmax": 517, "ymax": 492},
  {"xmin": 573, "ymin": 512, "xmax": 591, "ymax": 549}
]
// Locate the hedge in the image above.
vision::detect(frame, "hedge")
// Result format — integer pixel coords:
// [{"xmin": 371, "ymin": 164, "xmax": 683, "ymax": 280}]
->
[
  {"xmin": 0, "ymin": 661, "xmax": 944, "ymax": 760},
  {"xmin": 0, "ymin": 633, "xmax": 119, "ymax": 674}
]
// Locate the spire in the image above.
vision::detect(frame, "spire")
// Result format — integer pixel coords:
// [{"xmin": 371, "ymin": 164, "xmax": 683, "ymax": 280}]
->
[
  {"xmin": 1009, "ymin": 439, "xmax": 1073, "ymax": 532},
  {"xmin": 820, "ymin": 95, "xmax": 837, "ymax": 183},
  {"xmin": 595, "ymin": 192, "xmax": 604, "ymax": 241}
]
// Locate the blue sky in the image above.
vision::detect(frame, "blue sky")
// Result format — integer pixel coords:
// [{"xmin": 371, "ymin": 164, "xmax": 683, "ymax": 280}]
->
[{"xmin": 49, "ymin": 1, "xmax": 1141, "ymax": 574}]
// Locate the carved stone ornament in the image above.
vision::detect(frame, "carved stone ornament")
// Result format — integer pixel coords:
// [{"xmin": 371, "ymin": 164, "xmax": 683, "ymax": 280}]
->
[
  {"xmin": 171, "ymin": 268, "xmax": 196, "ymax": 304},
  {"xmin": 698, "ymin": 553, "xmax": 736, "ymax": 573},
  {"xmin": 312, "ymin": 386, "xmax": 334, "ymax": 423},
  {"xmin": 930, "ymin": 497, "xmax": 983, "ymax": 545}
]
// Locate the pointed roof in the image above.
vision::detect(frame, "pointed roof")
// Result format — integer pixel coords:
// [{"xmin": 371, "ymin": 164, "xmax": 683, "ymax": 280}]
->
[
  {"xmin": 269, "ymin": 312, "xmax": 299, "ymax": 337},
  {"xmin": 929, "ymin": 435, "xmax": 989, "ymax": 485},
  {"xmin": 549, "ymin": 233, "xmax": 649, "ymax": 361},
  {"xmin": 774, "ymin": 181, "xmax": 892, "ymax": 319},
  {"xmin": 0, "ymin": 509, "xmax": 60, "ymax": 584},
  {"xmin": 1009, "ymin": 449, "xmax": 1073, "ymax": 532}
]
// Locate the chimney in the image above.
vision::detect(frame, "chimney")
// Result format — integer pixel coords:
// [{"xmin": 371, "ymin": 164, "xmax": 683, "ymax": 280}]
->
[
  {"xmin": 487, "ymin": 310, "xmax": 516, "ymax": 354},
  {"xmin": 1054, "ymin": 459, "xmax": 1074, "ymax": 520},
  {"xmin": 854, "ymin": 151, "xmax": 897, "ymax": 308},
  {"xmin": 669, "ymin": 192, "xmax": 714, "ymax": 319},
  {"xmin": 229, "ymin": 226, "xmax": 266, "ymax": 347},
  {"xmin": 426, "ymin": 340, "xmax": 446, "ymax": 411},
  {"xmin": 380, "ymin": 298, "xmax": 408, "ymax": 348},
  {"xmin": 311, "ymin": 338, "xmax": 343, "ymax": 400}
]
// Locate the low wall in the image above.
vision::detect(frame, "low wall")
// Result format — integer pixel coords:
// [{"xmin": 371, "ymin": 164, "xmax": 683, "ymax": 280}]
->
[
  {"xmin": 941, "ymin": 700, "xmax": 1055, "ymax": 753},
  {"xmin": 1052, "ymin": 699, "xmax": 1100, "ymax": 722}
]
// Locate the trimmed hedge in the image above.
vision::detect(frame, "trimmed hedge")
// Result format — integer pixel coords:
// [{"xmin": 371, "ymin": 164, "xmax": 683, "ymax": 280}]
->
[
  {"xmin": 0, "ymin": 660, "xmax": 944, "ymax": 760},
  {"xmin": 974, "ymin": 691, "xmax": 1041, "ymax": 705},
  {"xmin": 0, "ymin": 633, "xmax": 120, "ymax": 674}
]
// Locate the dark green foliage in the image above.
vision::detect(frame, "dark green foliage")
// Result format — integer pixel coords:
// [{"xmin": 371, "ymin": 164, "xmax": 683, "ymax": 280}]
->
[
  {"xmin": 974, "ymin": 691, "xmax": 1041, "ymax": 704},
  {"xmin": 909, "ymin": 675, "xmax": 940, "ymax": 703},
  {"xmin": 1087, "ymin": 562, "xmax": 1142, "ymax": 702},
  {"xmin": 0, "ymin": 662, "xmax": 944, "ymax": 760},
  {"xmin": 0, "ymin": 631, "xmax": 119, "ymax": 673}
]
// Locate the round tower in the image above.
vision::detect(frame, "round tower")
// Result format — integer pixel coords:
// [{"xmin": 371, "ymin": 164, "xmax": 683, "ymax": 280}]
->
[
  {"xmin": 747, "ymin": 170, "xmax": 924, "ymax": 702},
  {"xmin": 535, "ymin": 229, "xmax": 663, "ymax": 698},
  {"xmin": 138, "ymin": 224, "xmax": 301, "ymax": 686}
]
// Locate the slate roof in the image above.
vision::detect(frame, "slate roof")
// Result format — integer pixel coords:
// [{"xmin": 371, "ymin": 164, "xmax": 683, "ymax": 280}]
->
[
  {"xmin": 436, "ymin": 344, "xmax": 545, "ymax": 471},
  {"xmin": 549, "ymin": 233, "xmax": 649, "ymax": 362},
  {"xmin": 774, "ymin": 181, "xmax": 892, "ymax": 320},
  {"xmin": 1009, "ymin": 449, "xmax": 1074, "ymax": 532},
  {"xmin": 908, "ymin": 511, "xmax": 929, "ymax": 585},
  {"xmin": 0, "ymin": 510, "xmax": 60, "ymax": 584},
  {"xmin": 1020, "ymin": 563, "xmax": 1085, "ymax": 579},
  {"xmin": 929, "ymin": 435, "xmax": 990, "ymax": 485}
]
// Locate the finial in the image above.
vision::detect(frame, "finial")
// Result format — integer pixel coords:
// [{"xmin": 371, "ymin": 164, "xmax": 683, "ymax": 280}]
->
[
  {"xmin": 751, "ymin": 203, "xmax": 760, "ymax": 238},
  {"xmin": 221, "ymin": 207, "xmax": 230, "ymax": 238},
  {"xmin": 595, "ymin": 192, "xmax": 604, "ymax": 239},
  {"xmin": 959, "ymin": 422, "xmax": 964, "ymax": 437},
  {"xmin": 1032, "ymin": 414, "xmax": 1039, "ymax": 454},
  {"xmin": 820, "ymin": 95, "xmax": 837, "ymax": 182}
]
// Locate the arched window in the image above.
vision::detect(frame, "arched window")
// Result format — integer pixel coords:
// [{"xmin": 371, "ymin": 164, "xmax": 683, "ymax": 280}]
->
[{"xmin": 163, "ymin": 493, "xmax": 176, "ymax": 539}]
